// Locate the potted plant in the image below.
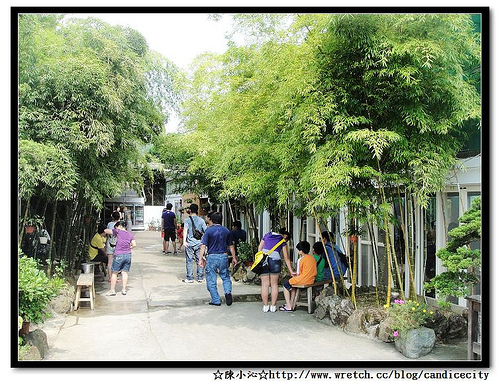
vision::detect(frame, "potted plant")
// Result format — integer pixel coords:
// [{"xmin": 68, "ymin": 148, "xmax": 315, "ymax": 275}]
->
[
  {"xmin": 237, "ymin": 242, "xmax": 255, "ymax": 266},
  {"xmin": 387, "ymin": 299, "xmax": 436, "ymax": 358},
  {"xmin": 22, "ymin": 215, "xmax": 43, "ymax": 234}
]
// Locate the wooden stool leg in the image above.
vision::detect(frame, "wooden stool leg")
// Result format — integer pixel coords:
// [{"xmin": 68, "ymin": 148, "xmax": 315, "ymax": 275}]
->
[
  {"xmin": 89, "ymin": 285, "xmax": 94, "ymax": 310},
  {"xmin": 74, "ymin": 285, "xmax": 81, "ymax": 311},
  {"xmin": 307, "ymin": 287, "xmax": 313, "ymax": 314},
  {"xmin": 293, "ymin": 288, "xmax": 300, "ymax": 308}
]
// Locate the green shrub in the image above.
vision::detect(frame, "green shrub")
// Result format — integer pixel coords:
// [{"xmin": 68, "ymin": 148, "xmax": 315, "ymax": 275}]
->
[
  {"xmin": 387, "ymin": 299, "xmax": 434, "ymax": 337},
  {"xmin": 18, "ymin": 249, "xmax": 61, "ymax": 324}
]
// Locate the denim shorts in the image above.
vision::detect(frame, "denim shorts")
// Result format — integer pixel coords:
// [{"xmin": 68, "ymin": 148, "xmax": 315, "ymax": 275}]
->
[
  {"xmin": 260, "ymin": 258, "xmax": 281, "ymax": 275},
  {"xmin": 111, "ymin": 254, "xmax": 132, "ymax": 272},
  {"xmin": 283, "ymin": 278, "xmax": 293, "ymax": 291}
]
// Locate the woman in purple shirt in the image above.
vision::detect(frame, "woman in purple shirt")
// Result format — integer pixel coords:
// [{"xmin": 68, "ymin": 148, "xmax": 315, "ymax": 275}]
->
[
  {"xmin": 258, "ymin": 228, "xmax": 294, "ymax": 313},
  {"xmin": 104, "ymin": 221, "xmax": 136, "ymax": 296}
]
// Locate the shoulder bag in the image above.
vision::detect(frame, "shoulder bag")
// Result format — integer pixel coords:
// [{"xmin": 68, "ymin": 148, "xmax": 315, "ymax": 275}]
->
[{"xmin": 250, "ymin": 238, "xmax": 285, "ymax": 275}]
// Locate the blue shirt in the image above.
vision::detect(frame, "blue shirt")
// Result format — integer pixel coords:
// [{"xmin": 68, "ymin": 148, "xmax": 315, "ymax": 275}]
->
[
  {"xmin": 201, "ymin": 224, "xmax": 232, "ymax": 254},
  {"xmin": 323, "ymin": 242, "xmax": 346, "ymax": 279},
  {"xmin": 230, "ymin": 229, "xmax": 247, "ymax": 254},
  {"xmin": 162, "ymin": 210, "xmax": 176, "ymax": 229}
]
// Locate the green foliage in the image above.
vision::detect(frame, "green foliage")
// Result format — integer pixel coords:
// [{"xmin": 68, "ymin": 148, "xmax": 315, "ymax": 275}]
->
[
  {"xmin": 388, "ymin": 299, "xmax": 435, "ymax": 336},
  {"xmin": 18, "ymin": 14, "xmax": 180, "ymax": 208},
  {"xmin": 424, "ymin": 197, "xmax": 481, "ymax": 300},
  {"xmin": 236, "ymin": 241, "xmax": 257, "ymax": 262},
  {"xmin": 18, "ymin": 250, "xmax": 63, "ymax": 324}
]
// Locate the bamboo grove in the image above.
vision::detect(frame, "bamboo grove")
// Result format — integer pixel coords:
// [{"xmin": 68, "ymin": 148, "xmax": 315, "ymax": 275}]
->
[{"xmin": 154, "ymin": 14, "xmax": 481, "ymax": 305}]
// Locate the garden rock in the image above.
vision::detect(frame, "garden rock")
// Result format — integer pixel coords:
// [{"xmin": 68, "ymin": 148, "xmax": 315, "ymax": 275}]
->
[
  {"xmin": 378, "ymin": 316, "xmax": 396, "ymax": 342},
  {"xmin": 424, "ymin": 309, "xmax": 467, "ymax": 343},
  {"xmin": 315, "ymin": 293, "xmax": 354, "ymax": 327},
  {"xmin": 49, "ymin": 285, "xmax": 75, "ymax": 315},
  {"xmin": 24, "ymin": 328, "xmax": 49, "ymax": 359},
  {"xmin": 395, "ymin": 327, "xmax": 436, "ymax": 359},
  {"xmin": 345, "ymin": 307, "xmax": 387, "ymax": 337}
]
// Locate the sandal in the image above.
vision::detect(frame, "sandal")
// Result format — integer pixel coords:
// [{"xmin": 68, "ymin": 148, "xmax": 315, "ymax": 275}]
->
[{"xmin": 279, "ymin": 306, "xmax": 294, "ymax": 312}]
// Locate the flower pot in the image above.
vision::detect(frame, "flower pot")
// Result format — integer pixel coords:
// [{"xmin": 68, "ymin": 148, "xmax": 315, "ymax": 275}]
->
[
  {"xmin": 394, "ymin": 327, "xmax": 436, "ymax": 358},
  {"xmin": 25, "ymin": 226, "xmax": 35, "ymax": 234}
]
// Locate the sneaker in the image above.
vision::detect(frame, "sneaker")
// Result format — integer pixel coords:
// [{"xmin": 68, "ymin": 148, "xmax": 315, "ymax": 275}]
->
[
  {"xmin": 225, "ymin": 293, "xmax": 233, "ymax": 306},
  {"xmin": 209, "ymin": 302, "xmax": 221, "ymax": 306},
  {"xmin": 270, "ymin": 305, "xmax": 277, "ymax": 313},
  {"xmin": 262, "ymin": 305, "xmax": 270, "ymax": 313},
  {"xmin": 173, "ymin": 251, "xmax": 178, "ymax": 256},
  {"xmin": 197, "ymin": 279, "xmax": 204, "ymax": 283},
  {"xmin": 182, "ymin": 279, "xmax": 194, "ymax": 283},
  {"xmin": 106, "ymin": 290, "xmax": 116, "ymax": 296},
  {"xmin": 121, "ymin": 288, "xmax": 127, "ymax": 295}
]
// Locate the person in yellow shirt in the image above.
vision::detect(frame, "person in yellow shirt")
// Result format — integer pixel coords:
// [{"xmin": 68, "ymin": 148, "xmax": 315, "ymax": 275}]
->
[
  {"xmin": 280, "ymin": 241, "xmax": 317, "ymax": 312},
  {"xmin": 89, "ymin": 225, "xmax": 108, "ymax": 268}
]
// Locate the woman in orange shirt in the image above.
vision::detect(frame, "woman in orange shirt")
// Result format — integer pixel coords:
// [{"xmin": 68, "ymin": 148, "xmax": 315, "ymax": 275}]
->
[{"xmin": 280, "ymin": 241, "xmax": 317, "ymax": 312}]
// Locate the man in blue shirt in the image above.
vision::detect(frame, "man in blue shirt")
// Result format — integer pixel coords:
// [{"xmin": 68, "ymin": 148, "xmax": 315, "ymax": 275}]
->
[
  {"xmin": 162, "ymin": 203, "xmax": 177, "ymax": 255},
  {"xmin": 198, "ymin": 212, "xmax": 236, "ymax": 306}
]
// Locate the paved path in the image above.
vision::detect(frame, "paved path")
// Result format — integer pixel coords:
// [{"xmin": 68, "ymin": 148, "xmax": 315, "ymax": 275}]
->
[{"xmin": 41, "ymin": 231, "xmax": 466, "ymax": 363}]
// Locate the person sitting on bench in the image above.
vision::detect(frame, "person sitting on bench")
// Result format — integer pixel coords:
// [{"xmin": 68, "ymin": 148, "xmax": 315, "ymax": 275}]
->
[{"xmin": 280, "ymin": 241, "xmax": 317, "ymax": 312}]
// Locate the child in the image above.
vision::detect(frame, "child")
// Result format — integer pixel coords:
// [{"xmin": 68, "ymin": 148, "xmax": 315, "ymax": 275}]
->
[
  {"xmin": 280, "ymin": 241, "xmax": 317, "ymax": 312},
  {"xmin": 177, "ymin": 223, "xmax": 184, "ymax": 252}
]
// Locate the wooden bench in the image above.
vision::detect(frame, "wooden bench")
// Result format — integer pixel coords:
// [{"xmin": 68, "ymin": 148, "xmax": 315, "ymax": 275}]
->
[
  {"xmin": 74, "ymin": 272, "xmax": 95, "ymax": 310},
  {"xmin": 292, "ymin": 279, "xmax": 333, "ymax": 314}
]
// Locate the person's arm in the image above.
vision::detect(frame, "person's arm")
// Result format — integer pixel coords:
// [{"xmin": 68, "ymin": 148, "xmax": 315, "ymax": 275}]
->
[
  {"xmin": 229, "ymin": 244, "xmax": 237, "ymax": 265},
  {"xmin": 198, "ymin": 244, "xmax": 206, "ymax": 267},
  {"xmin": 183, "ymin": 226, "xmax": 189, "ymax": 247},
  {"xmin": 283, "ymin": 245, "xmax": 296, "ymax": 276},
  {"xmin": 258, "ymin": 239, "xmax": 264, "ymax": 251},
  {"xmin": 104, "ymin": 228, "xmax": 113, "ymax": 235},
  {"xmin": 130, "ymin": 239, "xmax": 136, "ymax": 249}
]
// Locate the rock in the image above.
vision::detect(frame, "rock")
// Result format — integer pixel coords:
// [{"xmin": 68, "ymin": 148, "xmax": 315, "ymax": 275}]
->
[
  {"xmin": 317, "ymin": 295, "xmax": 354, "ymax": 327},
  {"xmin": 345, "ymin": 309, "xmax": 368, "ymax": 334},
  {"xmin": 424, "ymin": 309, "xmax": 467, "ymax": 343},
  {"xmin": 24, "ymin": 329, "xmax": 49, "ymax": 359},
  {"xmin": 395, "ymin": 327, "xmax": 436, "ymax": 359},
  {"xmin": 49, "ymin": 283, "xmax": 75, "ymax": 315},
  {"xmin": 314, "ymin": 306, "xmax": 328, "ymax": 320},
  {"xmin": 378, "ymin": 317, "xmax": 397, "ymax": 342},
  {"xmin": 345, "ymin": 307, "xmax": 387, "ymax": 336}
]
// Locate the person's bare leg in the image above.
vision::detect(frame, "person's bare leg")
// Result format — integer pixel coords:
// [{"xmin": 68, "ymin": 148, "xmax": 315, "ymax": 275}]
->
[
  {"xmin": 121, "ymin": 271, "xmax": 128, "ymax": 291},
  {"xmin": 283, "ymin": 287, "xmax": 293, "ymax": 310},
  {"xmin": 110, "ymin": 272, "xmax": 118, "ymax": 292},
  {"xmin": 289, "ymin": 288, "xmax": 297, "ymax": 310},
  {"xmin": 270, "ymin": 274, "xmax": 279, "ymax": 307},
  {"xmin": 260, "ymin": 275, "xmax": 270, "ymax": 306},
  {"xmin": 107, "ymin": 255, "xmax": 113, "ymax": 281}
]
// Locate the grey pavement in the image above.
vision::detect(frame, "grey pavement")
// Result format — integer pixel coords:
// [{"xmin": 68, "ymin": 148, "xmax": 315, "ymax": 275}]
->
[{"xmin": 41, "ymin": 231, "xmax": 467, "ymax": 363}]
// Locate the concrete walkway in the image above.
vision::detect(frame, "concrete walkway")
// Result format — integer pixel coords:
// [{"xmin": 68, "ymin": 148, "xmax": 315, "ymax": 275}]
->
[{"xmin": 41, "ymin": 231, "xmax": 467, "ymax": 363}]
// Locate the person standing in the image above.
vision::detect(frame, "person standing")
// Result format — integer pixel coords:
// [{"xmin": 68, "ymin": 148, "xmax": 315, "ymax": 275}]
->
[
  {"xmin": 230, "ymin": 220, "xmax": 247, "ymax": 265},
  {"xmin": 161, "ymin": 203, "xmax": 177, "ymax": 255},
  {"xmin": 258, "ymin": 228, "xmax": 294, "ymax": 313},
  {"xmin": 198, "ymin": 212, "xmax": 236, "ymax": 306},
  {"xmin": 105, "ymin": 211, "xmax": 121, "ymax": 281},
  {"xmin": 104, "ymin": 221, "xmax": 136, "ymax": 296},
  {"xmin": 182, "ymin": 203, "xmax": 206, "ymax": 283},
  {"xmin": 123, "ymin": 206, "xmax": 132, "ymax": 232}
]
